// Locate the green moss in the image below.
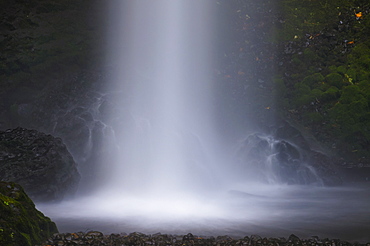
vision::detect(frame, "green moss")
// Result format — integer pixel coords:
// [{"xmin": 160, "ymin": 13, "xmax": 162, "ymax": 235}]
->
[
  {"xmin": 277, "ymin": 0, "xmax": 370, "ymax": 160},
  {"xmin": 279, "ymin": 0, "xmax": 351, "ymax": 41},
  {"xmin": 311, "ymin": 88, "xmax": 323, "ymax": 98},
  {"xmin": 358, "ymin": 80, "xmax": 370, "ymax": 94},
  {"xmin": 303, "ymin": 112, "xmax": 323, "ymax": 124},
  {"xmin": 303, "ymin": 48, "xmax": 319, "ymax": 63},
  {"xmin": 321, "ymin": 86, "xmax": 340, "ymax": 102},
  {"xmin": 294, "ymin": 82, "xmax": 311, "ymax": 95},
  {"xmin": 292, "ymin": 84, "xmax": 324, "ymax": 107},
  {"xmin": 291, "ymin": 54, "xmax": 304, "ymax": 68},
  {"xmin": 274, "ymin": 78, "xmax": 287, "ymax": 97},
  {"xmin": 20, "ymin": 233, "xmax": 32, "ymax": 245},
  {"xmin": 325, "ymin": 73, "xmax": 344, "ymax": 89},
  {"xmin": 302, "ymin": 73, "xmax": 325, "ymax": 88},
  {"xmin": 0, "ymin": 182, "xmax": 58, "ymax": 246},
  {"xmin": 337, "ymin": 66, "xmax": 346, "ymax": 75},
  {"xmin": 339, "ymin": 85, "xmax": 362, "ymax": 104}
]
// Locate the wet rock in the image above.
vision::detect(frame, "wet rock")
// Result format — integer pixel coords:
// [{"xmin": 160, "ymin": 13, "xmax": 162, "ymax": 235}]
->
[
  {"xmin": 0, "ymin": 127, "xmax": 80, "ymax": 202},
  {"xmin": 183, "ymin": 233, "xmax": 195, "ymax": 241},
  {"xmin": 250, "ymin": 234, "xmax": 262, "ymax": 242},
  {"xmin": 0, "ymin": 181, "xmax": 58, "ymax": 246},
  {"xmin": 235, "ymin": 132, "xmax": 336, "ymax": 185},
  {"xmin": 288, "ymin": 234, "xmax": 300, "ymax": 243}
]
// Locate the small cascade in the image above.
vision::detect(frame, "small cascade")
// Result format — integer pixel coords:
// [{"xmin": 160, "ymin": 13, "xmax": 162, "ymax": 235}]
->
[{"xmin": 234, "ymin": 133, "xmax": 324, "ymax": 185}]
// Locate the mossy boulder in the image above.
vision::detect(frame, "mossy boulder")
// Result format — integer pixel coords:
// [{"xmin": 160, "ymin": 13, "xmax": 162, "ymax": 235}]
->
[
  {"xmin": 0, "ymin": 127, "xmax": 80, "ymax": 202},
  {"xmin": 301, "ymin": 73, "xmax": 325, "ymax": 89},
  {"xmin": 326, "ymin": 73, "xmax": 344, "ymax": 89},
  {"xmin": 0, "ymin": 181, "xmax": 58, "ymax": 246},
  {"xmin": 321, "ymin": 86, "xmax": 340, "ymax": 102}
]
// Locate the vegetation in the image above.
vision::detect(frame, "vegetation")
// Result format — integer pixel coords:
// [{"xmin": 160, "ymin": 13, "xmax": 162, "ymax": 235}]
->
[
  {"xmin": 276, "ymin": 0, "xmax": 370, "ymax": 163},
  {"xmin": 0, "ymin": 182, "xmax": 58, "ymax": 246}
]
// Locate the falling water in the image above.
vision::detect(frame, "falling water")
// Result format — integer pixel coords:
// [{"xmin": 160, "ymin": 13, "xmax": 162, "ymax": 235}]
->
[
  {"xmin": 36, "ymin": 0, "xmax": 370, "ymax": 242},
  {"xmin": 102, "ymin": 0, "xmax": 221, "ymax": 197}
]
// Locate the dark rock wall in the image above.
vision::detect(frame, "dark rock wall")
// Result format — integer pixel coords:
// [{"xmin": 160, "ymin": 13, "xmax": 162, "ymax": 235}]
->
[
  {"xmin": 0, "ymin": 0, "xmax": 103, "ymax": 130},
  {"xmin": 0, "ymin": 0, "xmax": 106, "ymax": 190}
]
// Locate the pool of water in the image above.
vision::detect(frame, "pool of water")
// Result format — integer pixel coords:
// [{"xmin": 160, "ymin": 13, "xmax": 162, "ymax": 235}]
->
[{"xmin": 37, "ymin": 183, "xmax": 370, "ymax": 243}]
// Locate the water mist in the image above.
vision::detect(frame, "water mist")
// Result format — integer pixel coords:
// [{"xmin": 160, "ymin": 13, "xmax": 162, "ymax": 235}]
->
[{"xmin": 36, "ymin": 0, "xmax": 370, "ymax": 242}]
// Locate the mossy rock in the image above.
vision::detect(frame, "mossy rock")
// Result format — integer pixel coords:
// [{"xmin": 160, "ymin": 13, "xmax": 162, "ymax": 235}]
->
[
  {"xmin": 301, "ymin": 73, "xmax": 325, "ymax": 89},
  {"xmin": 358, "ymin": 80, "xmax": 370, "ymax": 94},
  {"xmin": 302, "ymin": 111, "xmax": 323, "ymax": 124},
  {"xmin": 329, "ymin": 65, "xmax": 347, "ymax": 76},
  {"xmin": 0, "ymin": 181, "xmax": 58, "ymax": 246},
  {"xmin": 325, "ymin": 73, "xmax": 344, "ymax": 89},
  {"xmin": 321, "ymin": 86, "xmax": 340, "ymax": 102},
  {"xmin": 339, "ymin": 85, "xmax": 363, "ymax": 104},
  {"xmin": 303, "ymin": 48, "xmax": 319, "ymax": 63}
]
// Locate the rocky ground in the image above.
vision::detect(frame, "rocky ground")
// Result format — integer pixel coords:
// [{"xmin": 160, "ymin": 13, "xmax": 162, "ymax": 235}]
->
[{"xmin": 39, "ymin": 232, "xmax": 369, "ymax": 246}]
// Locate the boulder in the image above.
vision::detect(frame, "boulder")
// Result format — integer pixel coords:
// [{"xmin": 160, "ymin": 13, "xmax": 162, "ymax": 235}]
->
[
  {"xmin": 0, "ymin": 181, "xmax": 58, "ymax": 246},
  {"xmin": 0, "ymin": 127, "xmax": 80, "ymax": 202},
  {"xmin": 235, "ymin": 132, "xmax": 342, "ymax": 186}
]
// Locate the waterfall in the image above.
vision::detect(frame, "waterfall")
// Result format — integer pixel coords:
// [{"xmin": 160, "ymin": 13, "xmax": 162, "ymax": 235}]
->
[
  {"xmin": 35, "ymin": 2, "xmax": 370, "ymax": 242},
  {"xmin": 102, "ymin": 0, "xmax": 220, "ymax": 197}
]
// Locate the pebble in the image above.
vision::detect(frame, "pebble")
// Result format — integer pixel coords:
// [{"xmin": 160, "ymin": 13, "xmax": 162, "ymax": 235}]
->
[{"xmin": 38, "ymin": 232, "xmax": 370, "ymax": 246}]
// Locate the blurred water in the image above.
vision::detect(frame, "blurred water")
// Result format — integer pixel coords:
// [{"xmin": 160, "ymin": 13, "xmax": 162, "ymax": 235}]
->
[
  {"xmin": 101, "ymin": 0, "xmax": 221, "ymax": 196},
  {"xmin": 38, "ymin": 183, "xmax": 370, "ymax": 243},
  {"xmin": 36, "ymin": 0, "xmax": 370, "ymax": 243}
]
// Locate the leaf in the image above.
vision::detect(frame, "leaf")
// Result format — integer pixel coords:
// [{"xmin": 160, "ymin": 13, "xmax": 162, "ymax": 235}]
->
[{"xmin": 355, "ymin": 12, "xmax": 362, "ymax": 19}]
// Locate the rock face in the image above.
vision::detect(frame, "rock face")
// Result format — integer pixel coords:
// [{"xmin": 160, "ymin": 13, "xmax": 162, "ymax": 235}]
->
[
  {"xmin": 0, "ymin": 127, "xmax": 80, "ymax": 202},
  {"xmin": 0, "ymin": 181, "xmax": 58, "ymax": 246},
  {"xmin": 235, "ymin": 120, "xmax": 343, "ymax": 186}
]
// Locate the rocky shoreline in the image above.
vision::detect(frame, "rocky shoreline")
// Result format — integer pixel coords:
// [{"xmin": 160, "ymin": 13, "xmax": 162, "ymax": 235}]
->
[{"xmin": 39, "ymin": 232, "xmax": 369, "ymax": 246}]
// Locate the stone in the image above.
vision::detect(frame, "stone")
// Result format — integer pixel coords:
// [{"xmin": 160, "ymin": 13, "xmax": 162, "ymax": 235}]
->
[
  {"xmin": 235, "ymin": 130, "xmax": 342, "ymax": 186},
  {"xmin": 0, "ymin": 181, "xmax": 58, "ymax": 246},
  {"xmin": 0, "ymin": 127, "xmax": 80, "ymax": 202}
]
